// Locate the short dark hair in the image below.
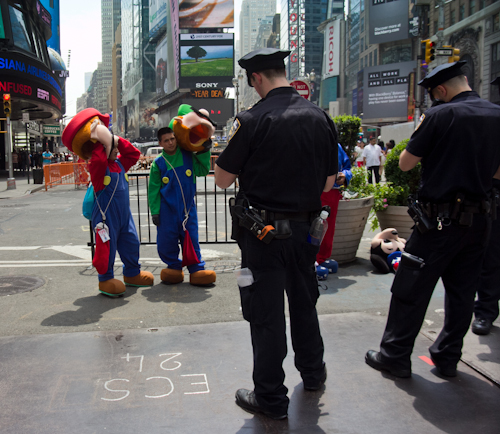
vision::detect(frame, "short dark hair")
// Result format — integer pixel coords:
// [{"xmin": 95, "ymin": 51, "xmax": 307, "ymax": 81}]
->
[{"xmin": 157, "ymin": 127, "xmax": 173, "ymax": 141}]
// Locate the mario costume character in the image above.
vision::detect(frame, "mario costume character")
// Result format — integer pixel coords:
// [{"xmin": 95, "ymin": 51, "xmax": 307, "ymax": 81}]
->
[
  {"xmin": 62, "ymin": 108, "xmax": 154, "ymax": 297},
  {"xmin": 148, "ymin": 105, "xmax": 216, "ymax": 286},
  {"xmin": 370, "ymin": 228, "xmax": 406, "ymax": 273}
]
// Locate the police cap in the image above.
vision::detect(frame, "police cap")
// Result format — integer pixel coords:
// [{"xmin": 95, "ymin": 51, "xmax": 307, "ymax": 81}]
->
[
  {"xmin": 238, "ymin": 48, "xmax": 290, "ymax": 87},
  {"xmin": 418, "ymin": 60, "xmax": 467, "ymax": 93},
  {"xmin": 491, "ymin": 77, "xmax": 500, "ymax": 86}
]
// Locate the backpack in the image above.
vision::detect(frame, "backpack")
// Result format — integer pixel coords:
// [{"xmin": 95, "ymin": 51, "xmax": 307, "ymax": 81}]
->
[{"xmin": 82, "ymin": 183, "xmax": 95, "ymax": 220}]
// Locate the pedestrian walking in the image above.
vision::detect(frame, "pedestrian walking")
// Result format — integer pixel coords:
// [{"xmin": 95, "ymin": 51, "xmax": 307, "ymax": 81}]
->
[
  {"xmin": 215, "ymin": 48, "xmax": 338, "ymax": 420},
  {"xmin": 365, "ymin": 61, "xmax": 500, "ymax": 378}
]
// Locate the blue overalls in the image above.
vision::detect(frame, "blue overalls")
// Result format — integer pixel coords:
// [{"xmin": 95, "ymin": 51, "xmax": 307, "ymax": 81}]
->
[
  {"xmin": 155, "ymin": 149, "xmax": 205, "ymax": 273},
  {"xmin": 92, "ymin": 159, "xmax": 141, "ymax": 282}
]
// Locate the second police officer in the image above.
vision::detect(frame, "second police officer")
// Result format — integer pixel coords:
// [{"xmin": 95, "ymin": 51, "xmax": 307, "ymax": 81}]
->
[{"xmin": 365, "ymin": 61, "xmax": 500, "ymax": 378}]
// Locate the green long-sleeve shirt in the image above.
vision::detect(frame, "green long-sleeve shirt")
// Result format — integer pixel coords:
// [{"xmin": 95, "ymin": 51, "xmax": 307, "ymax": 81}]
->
[{"xmin": 148, "ymin": 147, "xmax": 211, "ymax": 215}]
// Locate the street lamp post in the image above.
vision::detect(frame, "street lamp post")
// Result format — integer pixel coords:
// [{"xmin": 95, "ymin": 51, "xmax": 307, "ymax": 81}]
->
[
  {"xmin": 232, "ymin": 70, "xmax": 244, "ymax": 114},
  {"xmin": 232, "ymin": 76, "xmax": 239, "ymax": 116}
]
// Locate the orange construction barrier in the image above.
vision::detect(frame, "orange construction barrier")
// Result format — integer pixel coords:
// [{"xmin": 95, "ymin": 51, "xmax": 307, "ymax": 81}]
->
[{"xmin": 44, "ymin": 162, "xmax": 90, "ymax": 191}]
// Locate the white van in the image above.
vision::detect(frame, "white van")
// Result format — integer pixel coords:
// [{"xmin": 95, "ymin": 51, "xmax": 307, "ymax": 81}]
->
[{"xmin": 146, "ymin": 147, "xmax": 163, "ymax": 157}]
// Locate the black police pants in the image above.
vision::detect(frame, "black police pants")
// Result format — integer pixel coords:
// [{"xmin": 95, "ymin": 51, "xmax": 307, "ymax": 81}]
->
[
  {"xmin": 237, "ymin": 220, "xmax": 324, "ymax": 414},
  {"xmin": 379, "ymin": 214, "xmax": 490, "ymax": 371},
  {"xmin": 474, "ymin": 211, "xmax": 500, "ymax": 322}
]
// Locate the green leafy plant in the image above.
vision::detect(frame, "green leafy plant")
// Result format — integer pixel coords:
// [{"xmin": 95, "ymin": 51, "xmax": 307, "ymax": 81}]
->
[
  {"xmin": 369, "ymin": 138, "xmax": 422, "ymax": 230},
  {"xmin": 341, "ymin": 166, "xmax": 372, "ymax": 199},
  {"xmin": 332, "ymin": 115, "xmax": 362, "ymax": 165}
]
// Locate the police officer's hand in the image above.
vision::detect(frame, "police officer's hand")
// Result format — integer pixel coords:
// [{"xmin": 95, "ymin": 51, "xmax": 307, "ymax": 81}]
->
[
  {"xmin": 197, "ymin": 138, "xmax": 212, "ymax": 154},
  {"xmin": 152, "ymin": 214, "xmax": 160, "ymax": 226}
]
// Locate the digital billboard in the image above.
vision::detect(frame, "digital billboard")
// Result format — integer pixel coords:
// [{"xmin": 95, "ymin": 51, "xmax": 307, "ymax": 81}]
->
[
  {"xmin": 156, "ymin": 35, "xmax": 177, "ymax": 97},
  {"xmin": 369, "ymin": 0, "xmax": 409, "ymax": 45},
  {"xmin": 179, "ymin": 0, "xmax": 234, "ymax": 29},
  {"xmin": 149, "ymin": 0, "xmax": 167, "ymax": 39},
  {"xmin": 179, "ymin": 33, "xmax": 234, "ymax": 89},
  {"xmin": 182, "ymin": 98, "xmax": 234, "ymax": 128},
  {"xmin": 362, "ymin": 60, "xmax": 416, "ymax": 121}
]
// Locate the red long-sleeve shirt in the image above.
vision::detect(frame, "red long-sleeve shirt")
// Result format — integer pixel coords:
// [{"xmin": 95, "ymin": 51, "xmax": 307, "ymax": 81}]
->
[{"xmin": 88, "ymin": 137, "xmax": 140, "ymax": 192}]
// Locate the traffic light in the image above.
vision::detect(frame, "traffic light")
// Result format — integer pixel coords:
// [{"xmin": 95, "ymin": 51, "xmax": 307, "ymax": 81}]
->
[
  {"xmin": 3, "ymin": 94, "xmax": 11, "ymax": 117},
  {"xmin": 424, "ymin": 40, "xmax": 436, "ymax": 64},
  {"xmin": 448, "ymin": 47, "xmax": 460, "ymax": 63}
]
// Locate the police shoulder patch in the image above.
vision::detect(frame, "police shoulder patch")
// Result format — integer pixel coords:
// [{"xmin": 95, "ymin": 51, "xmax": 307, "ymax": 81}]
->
[
  {"xmin": 415, "ymin": 114, "xmax": 425, "ymax": 131},
  {"xmin": 227, "ymin": 118, "xmax": 241, "ymax": 142}
]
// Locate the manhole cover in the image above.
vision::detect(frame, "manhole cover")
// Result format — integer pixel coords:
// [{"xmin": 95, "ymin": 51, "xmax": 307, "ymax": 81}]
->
[{"xmin": 0, "ymin": 276, "xmax": 45, "ymax": 296}]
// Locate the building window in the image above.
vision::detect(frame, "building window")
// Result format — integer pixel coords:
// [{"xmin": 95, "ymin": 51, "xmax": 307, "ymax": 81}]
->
[
  {"xmin": 494, "ymin": 13, "xmax": 500, "ymax": 32},
  {"xmin": 469, "ymin": 0, "xmax": 476, "ymax": 15},
  {"xmin": 8, "ymin": 5, "xmax": 33, "ymax": 53},
  {"xmin": 374, "ymin": 48, "xmax": 377, "ymax": 66},
  {"xmin": 361, "ymin": 16, "xmax": 364, "ymax": 33},
  {"xmin": 459, "ymin": 4, "xmax": 465, "ymax": 21},
  {"xmin": 450, "ymin": 10, "xmax": 456, "ymax": 25},
  {"xmin": 493, "ymin": 42, "xmax": 500, "ymax": 62},
  {"xmin": 434, "ymin": 20, "xmax": 438, "ymax": 34},
  {"xmin": 369, "ymin": 51, "xmax": 372, "ymax": 67}
]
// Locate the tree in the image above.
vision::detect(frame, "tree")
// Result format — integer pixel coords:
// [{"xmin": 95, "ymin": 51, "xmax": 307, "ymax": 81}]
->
[
  {"xmin": 186, "ymin": 46, "xmax": 207, "ymax": 62},
  {"xmin": 332, "ymin": 115, "xmax": 362, "ymax": 165}
]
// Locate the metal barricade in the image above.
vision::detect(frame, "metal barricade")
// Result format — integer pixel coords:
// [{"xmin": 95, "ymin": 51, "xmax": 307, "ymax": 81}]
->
[
  {"xmin": 88, "ymin": 171, "xmax": 238, "ymax": 254},
  {"xmin": 44, "ymin": 162, "xmax": 90, "ymax": 191}
]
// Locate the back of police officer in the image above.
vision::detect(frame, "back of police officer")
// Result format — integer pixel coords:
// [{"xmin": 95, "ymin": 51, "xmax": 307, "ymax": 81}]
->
[
  {"xmin": 215, "ymin": 48, "xmax": 338, "ymax": 419},
  {"xmin": 366, "ymin": 61, "xmax": 500, "ymax": 379}
]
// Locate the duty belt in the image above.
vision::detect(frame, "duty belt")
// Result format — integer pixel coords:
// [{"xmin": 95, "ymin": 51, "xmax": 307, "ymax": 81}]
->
[
  {"xmin": 257, "ymin": 209, "xmax": 314, "ymax": 224},
  {"xmin": 420, "ymin": 196, "xmax": 491, "ymax": 229}
]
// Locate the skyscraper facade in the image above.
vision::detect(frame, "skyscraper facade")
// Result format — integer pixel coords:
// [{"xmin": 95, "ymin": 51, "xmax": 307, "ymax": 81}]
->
[{"xmin": 239, "ymin": 0, "xmax": 276, "ymax": 58}]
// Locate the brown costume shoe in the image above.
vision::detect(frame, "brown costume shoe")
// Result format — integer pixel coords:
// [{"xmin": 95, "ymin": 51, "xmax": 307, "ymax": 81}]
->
[
  {"xmin": 124, "ymin": 271, "xmax": 154, "ymax": 287},
  {"xmin": 190, "ymin": 270, "xmax": 216, "ymax": 286},
  {"xmin": 160, "ymin": 268, "xmax": 184, "ymax": 284},
  {"xmin": 99, "ymin": 279, "xmax": 126, "ymax": 297}
]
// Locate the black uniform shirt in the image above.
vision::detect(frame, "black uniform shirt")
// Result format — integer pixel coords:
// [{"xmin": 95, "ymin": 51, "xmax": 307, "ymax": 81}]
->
[
  {"xmin": 216, "ymin": 87, "xmax": 338, "ymax": 212},
  {"xmin": 407, "ymin": 91, "xmax": 500, "ymax": 203}
]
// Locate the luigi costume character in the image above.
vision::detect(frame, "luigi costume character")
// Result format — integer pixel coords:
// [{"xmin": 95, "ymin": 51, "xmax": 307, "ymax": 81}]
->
[
  {"xmin": 365, "ymin": 61, "xmax": 500, "ymax": 378},
  {"xmin": 148, "ymin": 106, "xmax": 216, "ymax": 286},
  {"xmin": 62, "ymin": 108, "xmax": 154, "ymax": 297}
]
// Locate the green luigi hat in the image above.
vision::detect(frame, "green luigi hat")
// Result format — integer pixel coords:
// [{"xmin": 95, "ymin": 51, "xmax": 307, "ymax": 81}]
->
[
  {"xmin": 418, "ymin": 60, "xmax": 467, "ymax": 93},
  {"xmin": 238, "ymin": 48, "xmax": 291, "ymax": 87}
]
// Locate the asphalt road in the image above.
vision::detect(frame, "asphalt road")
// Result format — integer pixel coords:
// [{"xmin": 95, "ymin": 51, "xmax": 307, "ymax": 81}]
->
[{"xmin": 0, "ymin": 183, "xmax": 447, "ymax": 339}]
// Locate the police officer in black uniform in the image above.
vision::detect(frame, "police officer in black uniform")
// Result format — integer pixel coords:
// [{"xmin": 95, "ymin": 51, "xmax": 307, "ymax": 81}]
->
[
  {"xmin": 471, "ymin": 76, "xmax": 500, "ymax": 335},
  {"xmin": 365, "ymin": 61, "xmax": 500, "ymax": 378},
  {"xmin": 214, "ymin": 48, "xmax": 338, "ymax": 419}
]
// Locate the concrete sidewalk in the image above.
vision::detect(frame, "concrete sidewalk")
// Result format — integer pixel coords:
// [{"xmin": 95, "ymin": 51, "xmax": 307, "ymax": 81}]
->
[{"xmin": 0, "ymin": 170, "xmax": 45, "ymax": 199}]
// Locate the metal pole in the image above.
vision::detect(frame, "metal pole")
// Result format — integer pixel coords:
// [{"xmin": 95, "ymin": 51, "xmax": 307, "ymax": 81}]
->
[{"xmin": 6, "ymin": 116, "xmax": 16, "ymax": 190}]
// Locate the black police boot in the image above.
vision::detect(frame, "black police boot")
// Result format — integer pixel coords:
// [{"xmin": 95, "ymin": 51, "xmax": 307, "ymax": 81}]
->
[
  {"xmin": 365, "ymin": 350, "xmax": 411, "ymax": 378},
  {"xmin": 235, "ymin": 389, "xmax": 287, "ymax": 420},
  {"xmin": 471, "ymin": 318, "xmax": 492, "ymax": 336}
]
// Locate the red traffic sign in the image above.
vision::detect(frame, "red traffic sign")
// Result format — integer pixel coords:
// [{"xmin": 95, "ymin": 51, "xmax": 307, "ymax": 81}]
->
[{"xmin": 290, "ymin": 80, "xmax": 310, "ymax": 99}]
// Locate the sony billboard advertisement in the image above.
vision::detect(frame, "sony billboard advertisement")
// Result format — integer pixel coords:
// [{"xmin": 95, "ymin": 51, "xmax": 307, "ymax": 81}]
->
[
  {"xmin": 362, "ymin": 60, "xmax": 416, "ymax": 121},
  {"xmin": 182, "ymin": 98, "xmax": 234, "ymax": 128},
  {"xmin": 179, "ymin": 0, "xmax": 234, "ymax": 29},
  {"xmin": 179, "ymin": 33, "xmax": 234, "ymax": 89},
  {"xmin": 369, "ymin": 0, "xmax": 409, "ymax": 45}
]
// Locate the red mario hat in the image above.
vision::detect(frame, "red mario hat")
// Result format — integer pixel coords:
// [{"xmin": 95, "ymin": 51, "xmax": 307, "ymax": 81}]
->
[{"xmin": 62, "ymin": 108, "xmax": 110, "ymax": 158}]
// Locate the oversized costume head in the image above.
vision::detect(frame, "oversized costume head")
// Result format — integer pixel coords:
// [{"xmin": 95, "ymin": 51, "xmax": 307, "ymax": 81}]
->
[
  {"xmin": 168, "ymin": 104, "xmax": 215, "ymax": 153},
  {"xmin": 370, "ymin": 228, "xmax": 406, "ymax": 274},
  {"xmin": 62, "ymin": 108, "xmax": 111, "ymax": 160}
]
